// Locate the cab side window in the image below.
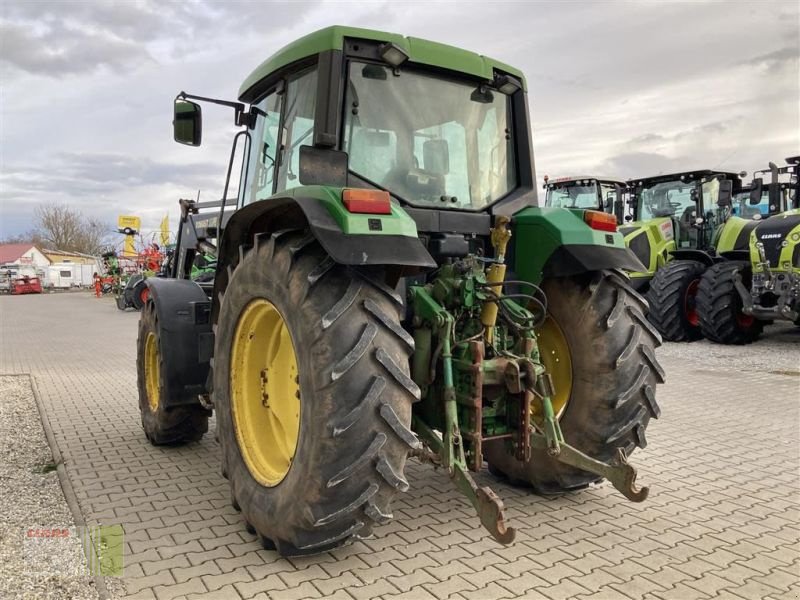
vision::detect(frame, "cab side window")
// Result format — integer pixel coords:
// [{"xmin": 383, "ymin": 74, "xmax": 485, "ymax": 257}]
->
[
  {"xmin": 241, "ymin": 92, "xmax": 282, "ymax": 205},
  {"xmin": 277, "ymin": 68, "xmax": 318, "ymax": 192}
]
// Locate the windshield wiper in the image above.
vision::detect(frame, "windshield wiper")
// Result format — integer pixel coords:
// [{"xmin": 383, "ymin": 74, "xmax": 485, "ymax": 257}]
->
[{"xmin": 347, "ymin": 169, "xmax": 411, "ymax": 205}]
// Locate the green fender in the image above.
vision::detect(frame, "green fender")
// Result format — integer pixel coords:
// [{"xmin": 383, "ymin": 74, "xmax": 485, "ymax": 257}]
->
[
  {"xmin": 512, "ymin": 207, "xmax": 644, "ymax": 285},
  {"xmin": 218, "ymin": 184, "xmax": 435, "ymax": 271}
]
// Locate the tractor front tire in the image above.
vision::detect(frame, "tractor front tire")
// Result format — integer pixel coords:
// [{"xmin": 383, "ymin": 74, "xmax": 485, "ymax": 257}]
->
[
  {"xmin": 213, "ymin": 230, "xmax": 419, "ymax": 556},
  {"xmin": 136, "ymin": 302, "xmax": 209, "ymax": 444},
  {"xmin": 485, "ymin": 270, "xmax": 664, "ymax": 494},
  {"xmin": 697, "ymin": 261, "xmax": 762, "ymax": 345},
  {"xmin": 646, "ymin": 260, "xmax": 706, "ymax": 341}
]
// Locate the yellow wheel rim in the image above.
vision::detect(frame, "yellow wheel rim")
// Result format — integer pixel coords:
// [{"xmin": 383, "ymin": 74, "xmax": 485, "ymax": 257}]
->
[
  {"xmin": 230, "ymin": 299, "xmax": 300, "ymax": 487},
  {"xmin": 533, "ymin": 316, "xmax": 572, "ymax": 423},
  {"xmin": 144, "ymin": 332, "xmax": 160, "ymax": 412}
]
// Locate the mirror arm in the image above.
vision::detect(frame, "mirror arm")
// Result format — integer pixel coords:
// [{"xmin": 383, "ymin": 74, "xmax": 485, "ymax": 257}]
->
[{"xmin": 177, "ymin": 91, "xmax": 249, "ymax": 126}]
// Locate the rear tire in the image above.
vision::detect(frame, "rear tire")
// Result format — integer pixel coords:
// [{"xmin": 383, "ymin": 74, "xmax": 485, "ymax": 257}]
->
[
  {"xmin": 697, "ymin": 261, "xmax": 762, "ymax": 345},
  {"xmin": 214, "ymin": 230, "xmax": 419, "ymax": 556},
  {"xmin": 646, "ymin": 260, "xmax": 706, "ymax": 341},
  {"xmin": 485, "ymin": 270, "xmax": 664, "ymax": 493},
  {"xmin": 131, "ymin": 279, "xmax": 149, "ymax": 310},
  {"xmin": 136, "ymin": 302, "xmax": 209, "ymax": 444}
]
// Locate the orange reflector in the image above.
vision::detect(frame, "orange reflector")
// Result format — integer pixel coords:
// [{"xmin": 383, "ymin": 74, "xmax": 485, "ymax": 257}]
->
[
  {"xmin": 342, "ymin": 189, "xmax": 392, "ymax": 214},
  {"xmin": 584, "ymin": 210, "xmax": 617, "ymax": 232}
]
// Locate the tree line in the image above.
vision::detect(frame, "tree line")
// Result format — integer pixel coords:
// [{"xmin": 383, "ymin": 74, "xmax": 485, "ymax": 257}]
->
[{"xmin": 1, "ymin": 204, "xmax": 109, "ymax": 256}]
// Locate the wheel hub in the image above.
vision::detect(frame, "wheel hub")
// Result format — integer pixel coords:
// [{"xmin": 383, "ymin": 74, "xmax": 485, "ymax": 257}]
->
[
  {"xmin": 684, "ymin": 279, "xmax": 700, "ymax": 327},
  {"xmin": 231, "ymin": 299, "xmax": 300, "ymax": 487},
  {"xmin": 533, "ymin": 316, "xmax": 572, "ymax": 423},
  {"xmin": 144, "ymin": 331, "xmax": 160, "ymax": 412}
]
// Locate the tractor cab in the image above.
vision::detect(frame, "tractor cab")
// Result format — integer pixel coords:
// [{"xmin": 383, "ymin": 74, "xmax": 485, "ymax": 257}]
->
[
  {"xmin": 543, "ymin": 175, "xmax": 627, "ymax": 222},
  {"xmin": 620, "ymin": 170, "xmax": 742, "ymax": 290}
]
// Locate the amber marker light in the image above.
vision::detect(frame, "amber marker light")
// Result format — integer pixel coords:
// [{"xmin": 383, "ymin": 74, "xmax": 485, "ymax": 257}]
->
[
  {"xmin": 584, "ymin": 210, "xmax": 618, "ymax": 232},
  {"xmin": 342, "ymin": 189, "xmax": 392, "ymax": 214}
]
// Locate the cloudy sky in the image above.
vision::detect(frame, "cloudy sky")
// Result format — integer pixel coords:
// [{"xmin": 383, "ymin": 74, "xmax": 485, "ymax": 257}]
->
[{"xmin": 1, "ymin": 0, "xmax": 798, "ymax": 241}]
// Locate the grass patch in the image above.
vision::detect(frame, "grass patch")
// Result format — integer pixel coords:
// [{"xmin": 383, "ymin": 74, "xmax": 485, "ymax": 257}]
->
[{"xmin": 33, "ymin": 462, "xmax": 59, "ymax": 474}]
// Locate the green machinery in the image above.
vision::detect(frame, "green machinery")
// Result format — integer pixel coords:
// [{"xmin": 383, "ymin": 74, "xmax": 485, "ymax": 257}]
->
[
  {"xmin": 621, "ymin": 170, "xmax": 742, "ymax": 341},
  {"xmin": 697, "ymin": 157, "xmax": 800, "ymax": 344},
  {"xmin": 136, "ymin": 26, "xmax": 663, "ymax": 555},
  {"xmin": 543, "ymin": 175, "xmax": 627, "ymax": 222}
]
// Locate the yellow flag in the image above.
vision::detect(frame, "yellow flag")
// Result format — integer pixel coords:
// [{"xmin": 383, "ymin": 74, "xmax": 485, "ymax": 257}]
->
[{"xmin": 160, "ymin": 214, "xmax": 170, "ymax": 246}]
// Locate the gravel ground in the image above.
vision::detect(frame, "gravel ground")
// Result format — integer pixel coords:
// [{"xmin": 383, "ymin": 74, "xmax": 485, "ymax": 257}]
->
[
  {"xmin": 0, "ymin": 375, "xmax": 99, "ymax": 600},
  {"xmin": 657, "ymin": 321, "xmax": 800, "ymax": 374}
]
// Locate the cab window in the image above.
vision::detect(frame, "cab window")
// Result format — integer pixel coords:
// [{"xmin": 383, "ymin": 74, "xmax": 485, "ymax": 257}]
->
[
  {"xmin": 240, "ymin": 92, "xmax": 282, "ymax": 205},
  {"xmin": 277, "ymin": 68, "xmax": 318, "ymax": 191}
]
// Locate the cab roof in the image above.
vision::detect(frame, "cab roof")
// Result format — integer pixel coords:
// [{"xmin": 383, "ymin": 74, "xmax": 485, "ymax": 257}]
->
[
  {"xmin": 238, "ymin": 25, "xmax": 526, "ymax": 101},
  {"xmin": 547, "ymin": 175, "xmax": 627, "ymax": 186},
  {"xmin": 629, "ymin": 170, "xmax": 740, "ymax": 186}
]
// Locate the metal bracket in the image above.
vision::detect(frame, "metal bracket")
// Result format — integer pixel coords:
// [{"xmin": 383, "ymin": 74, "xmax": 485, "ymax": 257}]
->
[
  {"xmin": 530, "ymin": 394, "xmax": 648, "ymax": 503},
  {"xmin": 413, "ymin": 418, "xmax": 516, "ymax": 545}
]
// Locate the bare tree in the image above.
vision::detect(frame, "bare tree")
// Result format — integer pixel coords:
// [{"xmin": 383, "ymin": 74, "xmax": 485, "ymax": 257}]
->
[{"xmin": 33, "ymin": 203, "xmax": 109, "ymax": 255}]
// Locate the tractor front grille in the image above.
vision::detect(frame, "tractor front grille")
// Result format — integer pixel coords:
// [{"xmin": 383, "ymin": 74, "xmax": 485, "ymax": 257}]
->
[
  {"xmin": 754, "ymin": 214, "xmax": 800, "ymax": 268},
  {"xmin": 627, "ymin": 233, "xmax": 651, "ymax": 269}
]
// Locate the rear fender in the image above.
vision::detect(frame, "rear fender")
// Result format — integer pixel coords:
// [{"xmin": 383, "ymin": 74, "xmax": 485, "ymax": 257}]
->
[
  {"xmin": 668, "ymin": 249, "xmax": 715, "ymax": 266},
  {"xmin": 213, "ymin": 186, "xmax": 435, "ymax": 321},
  {"xmin": 144, "ymin": 278, "xmax": 212, "ymax": 408},
  {"xmin": 512, "ymin": 206, "xmax": 645, "ymax": 284}
]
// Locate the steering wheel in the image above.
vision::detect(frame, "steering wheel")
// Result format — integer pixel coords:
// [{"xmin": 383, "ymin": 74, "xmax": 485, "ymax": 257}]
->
[{"xmin": 669, "ymin": 201, "xmax": 682, "ymax": 209}]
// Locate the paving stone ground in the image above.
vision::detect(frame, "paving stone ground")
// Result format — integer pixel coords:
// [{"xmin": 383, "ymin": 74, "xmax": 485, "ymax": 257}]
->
[{"xmin": 0, "ymin": 292, "xmax": 798, "ymax": 600}]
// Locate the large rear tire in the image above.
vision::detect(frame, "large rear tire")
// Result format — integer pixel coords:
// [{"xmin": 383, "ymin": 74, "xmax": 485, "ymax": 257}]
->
[
  {"xmin": 646, "ymin": 260, "xmax": 706, "ymax": 341},
  {"xmin": 697, "ymin": 261, "xmax": 762, "ymax": 345},
  {"xmin": 485, "ymin": 270, "xmax": 664, "ymax": 493},
  {"xmin": 136, "ymin": 302, "xmax": 209, "ymax": 444},
  {"xmin": 214, "ymin": 230, "xmax": 419, "ymax": 556}
]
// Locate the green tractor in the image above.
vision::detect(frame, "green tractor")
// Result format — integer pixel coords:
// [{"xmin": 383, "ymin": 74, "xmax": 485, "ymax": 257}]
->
[
  {"xmin": 137, "ymin": 26, "xmax": 663, "ymax": 555},
  {"xmin": 621, "ymin": 170, "xmax": 742, "ymax": 341},
  {"xmin": 697, "ymin": 157, "xmax": 800, "ymax": 344},
  {"xmin": 543, "ymin": 175, "xmax": 627, "ymax": 222}
]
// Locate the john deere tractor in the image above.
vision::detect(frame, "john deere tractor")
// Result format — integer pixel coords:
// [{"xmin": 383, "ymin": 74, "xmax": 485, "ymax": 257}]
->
[
  {"xmin": 137, "ymin": 26, "xmax": 663, "ymax": 555},
  {"xmin": 622, "ymin": 170, "xmax": 741, "ymax": 341},
  {"xmin": 697, "ymin": 157, "xmax": 800, "ymax": 344},
  {"xmin": 543, "ymin": 175, "xmax": 627, "ymax": 223}
]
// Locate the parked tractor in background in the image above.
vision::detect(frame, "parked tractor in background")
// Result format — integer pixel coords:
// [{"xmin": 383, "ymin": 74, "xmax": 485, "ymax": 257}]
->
[
  {"xmin": 137, "ymin": 26, "xmax": 663, "ymax": 555},
  {"xmin": 697, "ymin": 157, "xmax": 800, "ymax": 344},
  {"xmin": 543, "ymin": 175, "xmax": 627, "ymax": 222},
  {"xmin": 621, "ymin": 170, "xmax": 742, "ymax": 341}
]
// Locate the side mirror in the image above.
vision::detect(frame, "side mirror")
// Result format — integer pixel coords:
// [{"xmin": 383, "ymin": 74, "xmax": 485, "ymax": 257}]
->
[
  {"xmin": 717, "ymin": 180, "xmax": 733, "ymax": 208},
  {"xmin": 174, "ymin": 99, "xmax": 202, "ymax": 146},
  {"xmin": 749, "ymin": 177, "xmax": 763, "ymax": 205},
  {"xmin": 298, "ymin": 145, "xmax": 348, "ymax": 187}
]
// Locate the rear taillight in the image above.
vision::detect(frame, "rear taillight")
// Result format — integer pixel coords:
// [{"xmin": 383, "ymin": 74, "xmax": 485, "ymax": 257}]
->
[
  {"xmin": 584, "ymin": 210, "xmax": 617, "ymax": 232},
  {"xmin": 342, "ymin": 189, "xmax": 392, "ymax": 214}
]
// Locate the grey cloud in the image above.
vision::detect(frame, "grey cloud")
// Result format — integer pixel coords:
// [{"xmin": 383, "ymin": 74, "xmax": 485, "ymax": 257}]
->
[
  {"xmin": 1, "ymin": 0, "xmax": 323, "ymax": 77},
  {"xmin": 0, "ymin": 20, "xmax": 151, "ymax": 76},
  {"xmin": 1, "ymin": 153, "xmax": 222, "ymax": 200},
  {"xmin": 740, "ymin": 46, "xmax": 799, "ymax": 72},
  {"xmin": 595, "ymin": 152, "xmax": 697, "ymax": 179}
]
